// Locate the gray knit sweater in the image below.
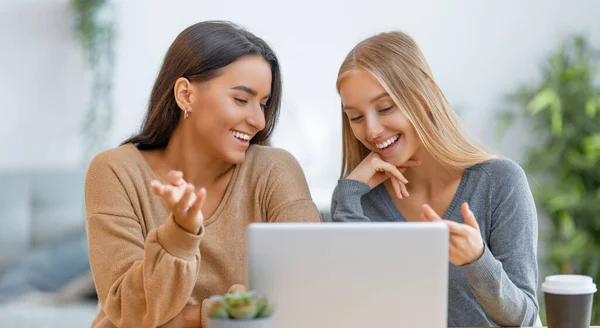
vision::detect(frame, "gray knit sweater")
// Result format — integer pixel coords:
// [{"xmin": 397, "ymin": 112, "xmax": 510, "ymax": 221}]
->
[{"xmin": 327, "ymin": 158, "xmax": 540, "ymax": 327}]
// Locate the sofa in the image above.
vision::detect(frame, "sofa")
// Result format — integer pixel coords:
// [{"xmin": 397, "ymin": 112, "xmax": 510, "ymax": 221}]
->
[{"xmin": 0, "ymin": 169, "xmax": 98, "ymax": 327}]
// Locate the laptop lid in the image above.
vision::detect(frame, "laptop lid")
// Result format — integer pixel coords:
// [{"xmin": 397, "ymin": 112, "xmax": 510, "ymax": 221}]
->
[{"xmin": 246, "ymin": 222, "xmax": 449, "ymax": 328}]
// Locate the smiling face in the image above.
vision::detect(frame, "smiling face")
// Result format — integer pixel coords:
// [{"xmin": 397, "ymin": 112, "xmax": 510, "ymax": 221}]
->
[
  {"xmin": 183, "ymin": 55, "xmax": 272, "ymax": 164},
  {"xmin": 339, "ymin": 69, "xmax": 422, "ymax": 166}
]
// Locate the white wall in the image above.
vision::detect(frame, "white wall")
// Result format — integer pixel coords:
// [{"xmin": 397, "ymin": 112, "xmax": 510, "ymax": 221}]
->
[
  {"xmin": 0, "ymin": 0, "xmax": 88, "ymax": 169},
  {"xmin": 1, "ymin": 0, "xmax": 599, "ymax": 209}
]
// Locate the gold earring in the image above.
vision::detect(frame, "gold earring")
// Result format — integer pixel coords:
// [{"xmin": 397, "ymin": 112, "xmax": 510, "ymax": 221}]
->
[{"xmin": 184, "ymin": 109, "xmax": 189, "ymax": 119}]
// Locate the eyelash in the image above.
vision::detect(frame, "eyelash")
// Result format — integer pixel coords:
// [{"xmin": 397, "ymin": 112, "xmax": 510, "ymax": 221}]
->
[
  {"xmin": 379, "ymin": 105, "xmax": 394, "ymax": 113},
  {"xmin": 235, "ymin": 98, "xmax": 268, "ymax": 111},
  {"xmin": 349, "ymin": 106, "xmax": 394, "ymax": 122}
]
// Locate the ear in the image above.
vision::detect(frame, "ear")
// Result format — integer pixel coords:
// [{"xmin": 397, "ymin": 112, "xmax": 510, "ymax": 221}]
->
[{"xmin": 174, "ymin": 77, "xmax": 193, "ymax": 112}]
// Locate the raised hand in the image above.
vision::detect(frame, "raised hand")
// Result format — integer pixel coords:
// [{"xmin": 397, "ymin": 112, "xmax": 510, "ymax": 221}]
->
[
  {"xmin": 151, "ymin": 170, "xmax": 207, "ymax": 235},
  {"xmin": 346, "ymin": 152, "xmax": 421, "ymax": 199},
  {"xmin": 421, "ymin": 202, "xmax": 484, "ymax": 266}
]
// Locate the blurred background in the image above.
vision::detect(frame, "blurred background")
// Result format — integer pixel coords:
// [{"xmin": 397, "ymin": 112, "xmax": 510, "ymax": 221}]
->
[{"xmin": 0, "ymin": 0, "xmax": 599, "ymax": 326}]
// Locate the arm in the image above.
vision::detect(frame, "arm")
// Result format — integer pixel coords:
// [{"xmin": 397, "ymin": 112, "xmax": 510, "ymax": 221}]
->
[
  {"xmin": 461, "ymin": 161, "xmax": 539, "ymax": 326},
  {"xmin": 86, "ymin": 155, "xmax": 202, "ymax": 328},
  {"xmin": 328, "ymin": 152, "xmax": 419, "ymax": 222},
  {"xmin": 328, "ymin": 179, "xmax": 372, "ymax": 222}
]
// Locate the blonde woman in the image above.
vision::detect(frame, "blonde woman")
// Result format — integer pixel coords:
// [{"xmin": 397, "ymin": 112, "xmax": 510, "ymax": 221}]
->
[{"xmin": 327, "ymin": 31, "xmax": 540, "ymax": 327}]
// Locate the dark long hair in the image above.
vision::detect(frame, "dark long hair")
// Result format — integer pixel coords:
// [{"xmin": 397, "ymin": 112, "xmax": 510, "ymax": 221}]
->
[{"xmin": 122, "ymin": 21, "xmax": 282, "ymax": 149}]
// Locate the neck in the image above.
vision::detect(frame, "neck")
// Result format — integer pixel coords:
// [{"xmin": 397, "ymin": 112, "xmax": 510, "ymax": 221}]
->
[
  {"xmin": 161, "ymin": 126, "xmax": 234, "ymax": 187},
  {"xmin": 402, "ymin": 146, "xmax": 463, "ymax": 196}
]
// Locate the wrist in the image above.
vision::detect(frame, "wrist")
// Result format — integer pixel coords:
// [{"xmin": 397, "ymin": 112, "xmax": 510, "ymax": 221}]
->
[
  {"xmin": 173, "ymin": 216, "xmax": 202, "ymax": 235},
  {"xmin": 346, "ymin": 171, "xmax": 369, "ymax": 186},
  {"xmin": 467, "ymin": 241, "xmax": 485, "ymax": 265}
]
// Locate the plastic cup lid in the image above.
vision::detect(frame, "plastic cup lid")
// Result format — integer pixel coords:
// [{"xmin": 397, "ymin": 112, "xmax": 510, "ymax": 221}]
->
[{"xmin": 542, "ymin": 274, "xmax": 597, "ymax": 295}]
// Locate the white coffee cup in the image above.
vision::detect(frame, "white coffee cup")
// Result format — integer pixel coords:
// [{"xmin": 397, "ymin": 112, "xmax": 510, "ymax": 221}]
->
[{"xmin": 542, "ymin": 274, "xmax": 597, "ymax": 328}]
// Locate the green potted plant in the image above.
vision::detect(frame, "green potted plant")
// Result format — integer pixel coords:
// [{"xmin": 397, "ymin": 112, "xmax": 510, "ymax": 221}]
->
[
  {"xmin": 69, "ymin": 0, "xmax": 117, "ymax": 163},
  {"xmin": 497, "ymin": 34, "xmax": 600, "ymax": 324},
  {"xmin": 205, "ymin": 290, "xmax": 275, "ymax": 328}
]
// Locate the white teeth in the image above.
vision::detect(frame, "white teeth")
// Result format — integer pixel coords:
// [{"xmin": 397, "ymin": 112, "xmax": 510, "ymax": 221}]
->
[
  {"xmin": 376, "ymin": 135, "xmax": 399, "ymax": 149},
  {"xmin": 232, "ymin": 131, "xmax": 251, "ymax": 141}
]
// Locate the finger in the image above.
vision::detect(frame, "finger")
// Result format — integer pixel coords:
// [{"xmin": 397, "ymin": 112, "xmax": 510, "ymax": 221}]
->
[
  {"xmin": 421, "ymin": 204, "xmax": 442, "ymax": 222},
  {"xmin": 447, "ymin": 232, "xmax": 462, "ymax": 248},
  {"xmin": 448, "ymin": 244, "xmax": 458, "ymax": 264},
  {"xmin": 400, "ymin": 182, "xmax": 410, "ymax": 198},
  {"xmin": 164, "ymin": 185, "xmax": 180, "ymax": 206},
  {"xmin": 187, "ymin": 187, "xmax": 207, "ymax": 220},
  {"xmin": 388, "ymin": 174, "xmax": 403, "ymax": 199},
  {"xmin": 175, "ymin": 184, "xmax": 196, "ymax": 214},
  {"xmin": 150, "ymin": 180, "xmax": 164, "ymax": 196},
  {"xmin": 227, "ymin": 284, "xmax": 246, "ymax": 294},
  {"xmin": 461, "ymin": 202, "xmax": 479, "ymax": 230},
  {"xmin": 375, "ymin": 158, "xmax": 408, "ymax": 184},
  {"xmin": 442, "ymin": 220, "xmax": 469, "ymax": 236},
  {"xmin": 448, "ymin": 228, "xmax": 463, "ymax": 236},
  {"xmin": 167, "ymin": 170, "xmax": 185, "ymax": 186}
]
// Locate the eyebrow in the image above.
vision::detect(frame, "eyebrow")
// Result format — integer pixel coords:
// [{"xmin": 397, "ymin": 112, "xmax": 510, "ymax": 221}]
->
[
  {"xmin": 342, "ymin": 92, "xmax": 390, "ymax": 110},
  {"xmin": 231, "ymin": 85, "xmax": 271, "ymax": 99}
]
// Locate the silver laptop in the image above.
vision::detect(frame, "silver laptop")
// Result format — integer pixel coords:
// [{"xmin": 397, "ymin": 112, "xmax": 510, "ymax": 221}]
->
[{"xmin": 246, "ymin": 222, "xmax": 449, "ymax": 328}]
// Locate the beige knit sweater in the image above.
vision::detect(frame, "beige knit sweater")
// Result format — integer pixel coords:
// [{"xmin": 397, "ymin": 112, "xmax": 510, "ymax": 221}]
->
[{"xmin": 85, "ymin": 143, "xmax": 321, "ymax": 327}]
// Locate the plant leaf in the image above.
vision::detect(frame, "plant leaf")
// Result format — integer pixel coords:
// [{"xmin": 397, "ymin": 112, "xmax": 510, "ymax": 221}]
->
[
  {"xmin": 550, "ymin": 101, "xmax": 563, "ymax": 136},
  {"xmin": 547, "ymin": 193, "xmax": 581, "ymax": 212},
  {"xmin": 561, "ymin": 67, "xmax": 587, "ymax": 82},
  {"xmin": 582, "ymin": 134, "xmax": 600, "ymax": 160},
  {"xmin": 586, "ymin": 96, "xmax": 598, "ymax": 117},
  {"xmin": 527, "ymin": 88, "xmax": 557, "ymax": 115}
]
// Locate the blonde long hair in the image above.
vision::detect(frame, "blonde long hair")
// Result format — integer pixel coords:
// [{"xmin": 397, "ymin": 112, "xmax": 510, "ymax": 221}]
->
[{"xmin": 337, "ymin": 31, "xmax": 496, "ymax": 178}]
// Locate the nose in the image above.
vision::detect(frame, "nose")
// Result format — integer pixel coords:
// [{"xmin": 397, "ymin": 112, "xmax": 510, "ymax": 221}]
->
[
  {"xmin": 246, "ymin": 103, "xmax": 266, "ymax": 132},
  {"xmin": 365, "ymin": 114, "xmax": 384, "ymax": 141}
]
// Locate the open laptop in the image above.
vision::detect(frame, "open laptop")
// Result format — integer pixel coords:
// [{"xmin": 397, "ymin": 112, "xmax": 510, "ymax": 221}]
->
[{"xmin": 246, "ymin": 222, "xmax": 449, "ymax": 328}]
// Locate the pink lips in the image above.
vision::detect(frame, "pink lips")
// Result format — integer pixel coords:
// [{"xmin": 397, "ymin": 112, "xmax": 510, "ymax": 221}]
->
[
  {"xmin": 230, "ymin": 130, "xmax": 251, "ymax": 148},
  {"xmin": 375, "ymin": 134, "xmax": 401, "ymax": 156}
]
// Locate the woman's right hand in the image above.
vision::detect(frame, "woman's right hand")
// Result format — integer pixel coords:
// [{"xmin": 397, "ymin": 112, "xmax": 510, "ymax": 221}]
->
[
  {"xmin": 151, "ymin": 170, "xmax": 207, "ymax": 235},
  {"xmin": 346, "ymin": 152, "xmax": 421, "ymax": 199}
]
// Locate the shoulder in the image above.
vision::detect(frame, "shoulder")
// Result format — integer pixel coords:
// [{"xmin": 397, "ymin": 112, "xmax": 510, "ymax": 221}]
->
[
  {"xmin": 467, "ymin": 157, "xmax": 532, "ymax": 198},
  {"xmin": 241, "ymin": 145, "xmax": 309, "ymax": 190},
  {"xmin": 89, "ymin": 143, "xmax": 140, "ymax": 166},
  {"xmin": 468, "ymin": 157, "xmax": 527, "ymax": 183},
  {"xmin": 244, "ymin": 145, "xmax": 303, "ymax": 171},
  {"xmin": 86, "ymin": 143, "xmax": 145, "ymax": 182}
]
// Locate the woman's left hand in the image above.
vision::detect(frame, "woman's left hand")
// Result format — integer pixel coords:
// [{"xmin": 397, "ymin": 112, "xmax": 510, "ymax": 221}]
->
[{"xmin": 420, "ymin": 202, "xmax": 484, "ymax": 266}]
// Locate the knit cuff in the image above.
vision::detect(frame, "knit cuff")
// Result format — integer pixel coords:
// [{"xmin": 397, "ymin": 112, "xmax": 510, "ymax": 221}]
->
[
  {"xmin": 157, "ymin": 213, "xmax": 204, "ymax": 260},
  {"xmin": 461, "ymin": 243, "xmax": 498, "ymax": 283},
  {"xmin": 337, "ymin": 179, "xmax": 371, "ymax": 199}
]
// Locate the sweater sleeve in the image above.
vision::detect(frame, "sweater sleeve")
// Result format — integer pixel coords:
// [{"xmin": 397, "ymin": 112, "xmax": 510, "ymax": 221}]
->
[
  {"xmin": 263, "ymin": 150, "xmax": 322, "ymax": 223},
  {"xmin": 327, "ymin": 179, "xmax": 372, "ymax": 222},
  {"xmin": 461, "ymin": 160, "xmax": 539, "ymax": 326},
  {"xmin": 85, "ymin": 153, "xmax": 203, "ymax": 328}
]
